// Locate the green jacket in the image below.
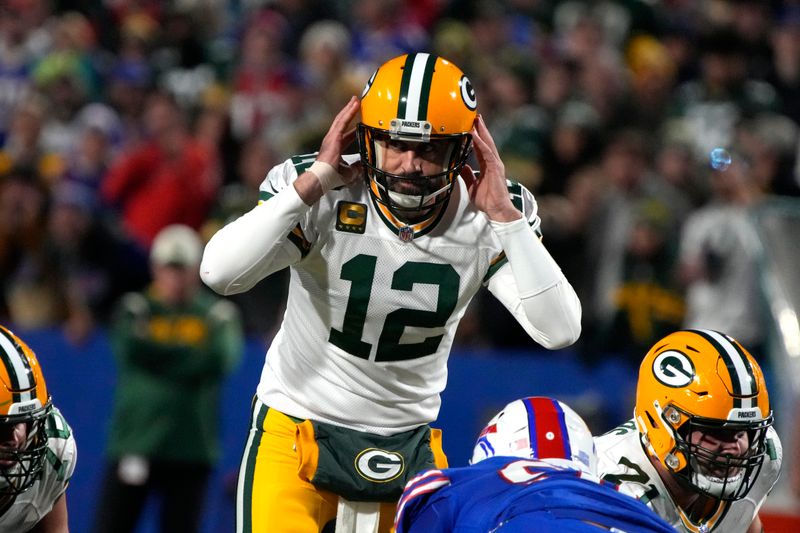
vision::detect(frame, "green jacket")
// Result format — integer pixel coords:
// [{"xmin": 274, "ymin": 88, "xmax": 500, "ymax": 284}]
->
[{"xmin": 106, "ymin": 286, "xmax": 243, "ymax": 464}]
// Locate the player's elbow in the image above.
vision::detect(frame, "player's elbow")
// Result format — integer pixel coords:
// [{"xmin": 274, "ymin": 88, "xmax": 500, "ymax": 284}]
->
[
  {"xmin": 522, "ymin": 283, "xmax": 582, "ymax": 349},
  {"xmin": 546, "ymin": 300, "xmax": 583, "ymax": 349},
  {"xmin": 199, "ymin": 253, "xmax": 236, "ymax": 295},
  {"xmin": 538, "ymin": 321, "xmax": 581, "ymax": 349},
  {"xmin": 200, "ymin": 265, "xmax": 229, "ymax": 295}
]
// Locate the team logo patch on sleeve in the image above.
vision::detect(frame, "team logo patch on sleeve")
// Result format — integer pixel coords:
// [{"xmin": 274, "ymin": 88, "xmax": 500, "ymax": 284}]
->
[{"xmin": 336, "ymin": 201, "xmax": 368, "ymax": 234}]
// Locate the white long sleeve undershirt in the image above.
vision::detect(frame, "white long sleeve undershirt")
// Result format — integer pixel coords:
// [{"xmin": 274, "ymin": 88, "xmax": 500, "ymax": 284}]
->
[
  {"xmin": 487, "ymin": 217, "xmax": 582, "ymax": 349},
  {"xmin": 201, "ymin": 184, "xmax": 308, "ymax": 295}
]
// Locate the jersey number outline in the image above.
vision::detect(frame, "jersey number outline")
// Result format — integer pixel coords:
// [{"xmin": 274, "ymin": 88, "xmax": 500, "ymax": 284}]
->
[
  {"xmin": 329, "ymin": 254, "xmax": 460, "ymax": 362},
  {"xmin": 499, "ymin": 459, "xmax": 568, "ymax": 485},
  {"xmin": 603, "ymin": 456, "xmax": 660, "ymax": 503}
]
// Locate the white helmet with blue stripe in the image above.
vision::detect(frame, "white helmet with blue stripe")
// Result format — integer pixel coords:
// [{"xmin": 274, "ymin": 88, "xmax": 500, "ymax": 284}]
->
[{"xmin": 470, "ymin": 396, "xmax": 598, "ymax": 475}]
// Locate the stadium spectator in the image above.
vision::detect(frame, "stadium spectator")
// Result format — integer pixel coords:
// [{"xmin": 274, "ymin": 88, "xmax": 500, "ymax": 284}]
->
[
  {"xmin": 93, "ymin": 224, "xmax": 243, "ymax": 533},
  {"xmin": 100, "ymin": 91, "xmax": 220, "ymax": 250}
]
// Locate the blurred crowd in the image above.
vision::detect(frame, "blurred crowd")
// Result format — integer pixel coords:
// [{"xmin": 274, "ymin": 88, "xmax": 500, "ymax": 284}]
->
[{"xmin": 2, "ymin": 0, "xmax": 800, "ymax": 365}]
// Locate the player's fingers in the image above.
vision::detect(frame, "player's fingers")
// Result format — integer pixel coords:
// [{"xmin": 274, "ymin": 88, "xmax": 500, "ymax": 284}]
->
[
  {"xmin": 470, "ymin": 127, "xmax": 484, "ymax": 151},
  {"xmin": 342, "ymin": 126, "xmax": 357, "ymax": 147},
  {"xmin": 475, "ymin": 114, "xmax": 500, "ymax": 153},
  {"xmin": 470, "ymin": 125, "xmax": 490, "ymax": 164},
  {"xmin": 332, "ymin": 96, "xmax": 360, "ymax": 131},
  {"xmin": 460, "ymin": 164, "xmax": 477, "ymax": 188}
]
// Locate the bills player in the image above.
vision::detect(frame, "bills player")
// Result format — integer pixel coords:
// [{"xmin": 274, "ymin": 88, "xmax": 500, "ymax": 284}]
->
[
  {"xmin": 394, "ymin": 396, "xmax": 675, "ymax": 532},
  {"xmin": 596, "ymin": 330, "xmax": 782, "ymax": 532},
  {"xmin": 201, "ymin": 53, "xmax": 582, "ymax": 532},
  {"xmin": 0, "ymin": 325, "xmax": 76, "ymax": 532}
]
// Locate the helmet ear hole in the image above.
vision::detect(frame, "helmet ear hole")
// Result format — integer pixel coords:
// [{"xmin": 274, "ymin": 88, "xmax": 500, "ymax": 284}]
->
[{"xmin": 645, "ymin": 410, "xmax": 659, "ymax": 430}]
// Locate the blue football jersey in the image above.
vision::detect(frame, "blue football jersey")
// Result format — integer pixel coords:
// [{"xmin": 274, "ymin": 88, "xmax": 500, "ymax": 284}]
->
[{"xmin": 395, "ymin": 457, "xmax": 676, "ymax": 533}]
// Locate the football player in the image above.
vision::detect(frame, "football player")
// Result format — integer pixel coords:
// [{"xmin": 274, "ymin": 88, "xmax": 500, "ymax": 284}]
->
[
  {"xmin": 394, "ymin": 396, "xmax": 676, "ymax": 532},
  {"xmin": 0, "ymin": 325, "xmax": 77, "ymax": 532},
  {"xmin": 595, "ymin": 329, "xmax": 781, "ymax": 533},
  {"xmin": 201, "ymin": 53, "xmax": 582, "ymax": 532}
]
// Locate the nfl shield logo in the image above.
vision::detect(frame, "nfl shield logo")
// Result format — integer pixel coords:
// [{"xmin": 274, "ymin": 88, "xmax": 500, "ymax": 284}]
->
[{"xmin": 398, "ymin": 226, "xmax": 415, "ymax": 242}]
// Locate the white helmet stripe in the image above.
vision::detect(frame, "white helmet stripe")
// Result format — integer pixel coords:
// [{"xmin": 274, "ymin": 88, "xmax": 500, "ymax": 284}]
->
[
  {"xmin": 702, "ymin": 329, "xmax": 755, "ymax": 409},
  {"xmin": 403, "ymin": 53, "xmax": 432, "ymax": 121},
  {"xmin": 0, "ymin": 331, "xmax": 34, "ymax": 402}
]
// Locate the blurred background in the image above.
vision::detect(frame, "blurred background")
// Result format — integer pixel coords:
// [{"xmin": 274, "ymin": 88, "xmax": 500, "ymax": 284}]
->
[{"xmin": 2, "ymin": 0, "xmax": 800, "ymax": 531}]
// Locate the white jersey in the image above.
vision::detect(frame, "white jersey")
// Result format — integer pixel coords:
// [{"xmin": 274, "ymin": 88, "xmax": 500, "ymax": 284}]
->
[
  {"xmin": 257, "ymin": 155, "xmax": 542, "ymax": 434},
  {"xmin": 0, "ymin": 407, "xmax": 77, "ymax": 532},
  {"xmin": 595, "ymin": 420, "xmax": 782, "ymax": 533}
]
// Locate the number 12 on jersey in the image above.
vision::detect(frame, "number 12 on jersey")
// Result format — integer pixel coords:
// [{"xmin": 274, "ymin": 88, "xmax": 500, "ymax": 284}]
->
[{"xmin": 328, "ymin": 254, "xmax": 460, "ymax": 362}]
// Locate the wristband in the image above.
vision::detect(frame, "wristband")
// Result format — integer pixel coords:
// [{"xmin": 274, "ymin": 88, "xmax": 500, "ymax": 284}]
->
[{"xmin": 308, "ymin": 160, "xmax": 344, "ymax": 191}]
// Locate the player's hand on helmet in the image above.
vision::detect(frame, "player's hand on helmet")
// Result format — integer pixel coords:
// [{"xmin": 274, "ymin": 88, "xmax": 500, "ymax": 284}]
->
[
  {"xmin": 301, "ymin": 96, "xmax": 362, "ymax": 194},
  {"xmin": 462, "ymin": 115, "xmax": 522, "ymax": 223},
  {"xmin": 317, "ymin": 96, "xmax": 360, "ymax": 169}
]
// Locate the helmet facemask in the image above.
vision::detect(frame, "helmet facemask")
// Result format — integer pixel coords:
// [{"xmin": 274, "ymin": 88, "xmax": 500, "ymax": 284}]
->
[
  {"xmin": 0, "ymin": 400, "xmax": 52, "ymax": 496},
  {"xmin": 357, "ymin": 123, "xmax": 472, "ymax": 223},
  {"xmin": 659, "ymin": 405, "xmax": 772, "ymax": 501}
]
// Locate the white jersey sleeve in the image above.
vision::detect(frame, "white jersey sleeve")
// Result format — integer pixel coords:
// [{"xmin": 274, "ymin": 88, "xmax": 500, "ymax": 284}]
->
[
  {"xmin": 201, "ymin": 156, "xmax": 317, "ymax": 294},
  {"xmin": 201, "ymin": 153, "xmax": 367, "ymax": 295},
  {"xmin": 0, "ymin": 407, "xmax": 77, "ymax": 532},
  {"xmin": 484, "ymin": 181, "xmax": 580, "ymax": 348},
  {"xmin": 595, "ymin": 420, "xmax": 783, "ymax": 533}
]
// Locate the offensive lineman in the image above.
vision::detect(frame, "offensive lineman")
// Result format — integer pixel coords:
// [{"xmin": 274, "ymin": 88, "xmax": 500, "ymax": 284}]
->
[
  {"xmin": 596, "ymin": 329, "xmax": 782, "ymax": 533},
  {"xmin": 201, "ymin": 53, "xmax": 581, "ymax": 532},
  {"xmin": 0, "ymin": 325, "xmax": 77, "ymax": 532}
]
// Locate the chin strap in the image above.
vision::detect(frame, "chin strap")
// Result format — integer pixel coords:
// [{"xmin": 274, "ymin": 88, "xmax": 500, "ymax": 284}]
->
[
  {"xmin": 690, "ymin": 468, "xmax": 744, "ymax": 499},
  {"xmin": 385, "ymin": 182, "xmax": 451, "ymax": 209}
]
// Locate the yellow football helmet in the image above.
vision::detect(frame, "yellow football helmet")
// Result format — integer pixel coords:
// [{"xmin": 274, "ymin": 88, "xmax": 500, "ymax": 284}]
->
[
  {"xmin": 358, "ymin": 53, "xmax": 477, "ymax": 223},
  {"xmin": 0, "ymin": 325, "xmax": 52, "ymax": 495},
  {"xmin": 635, "ymin": 329, "xmax": 772, "ymax": 500}
]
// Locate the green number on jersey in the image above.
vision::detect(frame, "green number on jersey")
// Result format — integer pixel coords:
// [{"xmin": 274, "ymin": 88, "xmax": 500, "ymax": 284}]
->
[
  {"xmin": 45, "ymin": 409, "xmax": 71, "ymax": 440},
  {"xmin": 44, "ymin": 409, "xmax": 72, "ymax": 481},
  {"xmin": 604, "ymin": 420, "xmax": 637, "ymax": 436},
  {"xmin": 603, "ymin": 456, "xmax": 660, "ymax": 503},
  {"xmin": 376, "ymin": 261, "xmax": 459, "ymax": 361},
  {"xmin": 328, "ymin": 254, "xmax": 377, "ymax": 359},
  {"xmin": 329, "ymin": 254, "xmax": 461, "ymax": 361}
]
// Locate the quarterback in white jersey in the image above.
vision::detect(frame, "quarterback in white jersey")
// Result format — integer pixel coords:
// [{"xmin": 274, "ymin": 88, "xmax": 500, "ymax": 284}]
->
[
  {"xmin": 596, "ymin": 330, "xmax": 781, "ymax": 533},
  {"xmin": 0, "ymin": 325, "xmax": 77, "ymax": 532},
  {"xmin": 202, "ymin": 53, "xmax": 581, "ymax": 532}
]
